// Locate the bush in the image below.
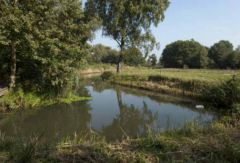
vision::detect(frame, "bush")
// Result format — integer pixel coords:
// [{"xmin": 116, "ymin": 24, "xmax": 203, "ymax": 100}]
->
[
  {"xmin": 201, "ymin": 77, "xmax": 240, "ymax": 113},
  {"xmin": 101, "ymin": 71, "xmax": 114, "ymax": 81}
]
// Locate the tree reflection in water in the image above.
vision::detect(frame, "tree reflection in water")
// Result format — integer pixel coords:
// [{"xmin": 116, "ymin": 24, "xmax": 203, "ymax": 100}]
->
[
  {"xmin": 0, "ymin": 77, "xmax": 216, "ymax": 143},
  {"xmin": 101, "ymin": 89, "xmax": 158, "ymax": 141}
]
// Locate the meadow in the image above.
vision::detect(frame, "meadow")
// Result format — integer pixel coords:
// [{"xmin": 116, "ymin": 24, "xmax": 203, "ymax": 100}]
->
[{"xmin": 121, "ymin": 67, "xmax": 240, "ymax": 82}]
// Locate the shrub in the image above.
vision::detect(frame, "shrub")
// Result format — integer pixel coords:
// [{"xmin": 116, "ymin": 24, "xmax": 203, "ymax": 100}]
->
[
  {"xmin": 101, "ymin": 71, "xmax": 114, "ymax": 81},
  {"xmin": 201, "ymin": 77, "xmax": 240, "ymax": 113}
]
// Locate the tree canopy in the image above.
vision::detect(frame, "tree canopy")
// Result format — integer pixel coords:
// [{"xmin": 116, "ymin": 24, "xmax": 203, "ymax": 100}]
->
[
  {"xmin": 208, "ymin": 40, "xmax": 234, "ymax": 69},
  {"xmin": 123, "ymin": 47, "xmax": 145, "ymax": 66},
  {"xmin": 0, "ymin": 0, "xmax": 96, "ymax": 93},
  {"xmin": 85, "ymin": 0, "xmax": 170, "ymax": 72},
  {"xmin": 161, "ymin": 40, "xmax": 209, "ymax": 68},
  {"xmin": 88, "ymin": 44, "xmax": 119, "ymax": 64},
  {"xmin": 148, "ymin": 54, "xmax": 158, "ymax": 67}
]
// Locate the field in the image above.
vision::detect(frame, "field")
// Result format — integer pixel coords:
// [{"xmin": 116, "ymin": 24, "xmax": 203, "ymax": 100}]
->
[
  {"xmin": 81, "ymin": 64, "xmax": 240, "ymax": 82},
  {"xmin": 95, "ymin": 66, "xmax": 238, "ymax": 99},
  {"xmin": 121, "ymin": 67, "xmax": 240, "ymax": 82}
]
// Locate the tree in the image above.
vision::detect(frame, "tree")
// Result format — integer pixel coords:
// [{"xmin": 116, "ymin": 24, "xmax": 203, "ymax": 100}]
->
[
  {"xmin": 0, "ymin": 44, "xmax": 10, "ymax": 83},
  {"xmin": 89, "ymin": 44, "xmax": 119, "ymax": 64},
  {"xmin": 123, "ymin": 47, "xmax": 145, "ymax": 66},
  {"xmin": 0, "ymin": 0, "xmax": 96, "ymax": 93},
  {"xmin": 0, "ymin": 0, "xmax": 26, "ymax": 89},
  {"xmin": 225, "ymin": 51, "xmax": 240, "ymax": 69},
  {"xmin": 234, "ymin": 45, "xmax": 240, "ymax": 68},
  {"xmin": 148, "ymin": 54, "xmax": 158, "ymax": 67},
  {"xmin": 161, "ymin": 40, "xmax": 209, "ymax": 68},
  {"xmin": 85, "ymin": 0, "xmax": 170, "ymax": 73},
  {"xmin": 208, "ymin": 40, "xmax": 234, "ymax": 69}
]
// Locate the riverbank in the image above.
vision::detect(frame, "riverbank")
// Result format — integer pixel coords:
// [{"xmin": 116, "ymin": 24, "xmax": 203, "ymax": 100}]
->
[
  {"xmin": 78, "ymin": 64, "xmax": 116, "ymax": 75},
  {"xmin": 0, "ymin": 116, "xmax": 239, "ymax": 162},
  {"xmin": 48, "ymin": 116, "xmax": 240, "ymax": 162},
  {"xmin": 0, "ymin": 89, "xmax": 91, "ymax": 112},
  {"xmin": 0, "ymin": 68, "xmax": 239, "ymax": 162},
  {"xmin": 103, "ymin": 68, "xmax": 239, "ymax": 99}
]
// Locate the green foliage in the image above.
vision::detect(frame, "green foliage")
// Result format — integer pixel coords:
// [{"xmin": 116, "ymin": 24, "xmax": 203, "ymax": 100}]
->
[
  {"xmin": 161, "ymin": 40, "xmax": 209, "ymax": 68},
  {"xmin": 0, "ymin": 44, "xmax": 10, "ymax": 83},
  {"xmin": 201, "ymin": 77, "xmax": 240, "ymax": 113},
  {"xmin": 85, "ymin": 0, "xmax": 170, "ymax": 72},
  {"xmin": 0, "ymin": 134, "xmax": 44, "ymax": 163},
  {"xmin": 148, "ymin": 54, "xmax": 158, "ymax": 67},
  {"xmin": 0, "ymin": 89, "xmax": 41, "ymax": 111},
  {"xmin": 225, "ymin": 51, "xmax": 240, "ymax": 69},
  {"xmin": 88, "ymin": 44, "xmax": 119, "ymax": 64},
  {"xmin": 101, "ymin": 71, "xmax": 115, "ymax": 81},
  {"xmin": 208, "ymin": 40, "xmax": 234, "ymax": 69},
  {"xmin": 0, "ymin": 88, "xmax": 91, "ymax": 111},
  {"xmin": 123, "ymin": 47, "xmax": 145, "ymax": 66},
  {"xmin": 0, "ymin": 0, "xmax": 97, "ymax": 93}
]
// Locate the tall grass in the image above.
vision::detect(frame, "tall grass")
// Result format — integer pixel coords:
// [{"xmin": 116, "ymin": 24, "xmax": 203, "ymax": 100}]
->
[
  {"xmin": 201, "ymin": 77, "xmax": 240, "ymax": 114},
  {"xmin": 0, "ymin": 133, "xmax": 43, "ymax": 163},
  {"xmin": 0, "ymin": 117, "xmax": 239, "ymax": 162}
]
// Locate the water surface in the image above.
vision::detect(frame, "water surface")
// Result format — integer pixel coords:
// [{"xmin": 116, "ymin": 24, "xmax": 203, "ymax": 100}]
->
[{"xmin": 0, "ymin": 78, "xmax": 216, "ymax": 142}]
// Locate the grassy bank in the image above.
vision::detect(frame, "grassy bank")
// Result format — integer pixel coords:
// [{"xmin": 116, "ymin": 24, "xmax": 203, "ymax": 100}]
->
[
  {"xmin": 102, "ymin": 68, "xmax": 240, "ymax": 98},
  {"xmin": 50, "ymin": 117, "xmax": 240, "ymax": 163},
  {"xmin": 0, "ymin": 116, "xmax": 239, "ymax": 162},
  {"xmin": 78, "ymin": 64, "xmax": 116, "ymax": 75},
  {"xmin": 121, "ymin": 67, "xmax": 240, "ymax": 82},
  {"xmin": 0, "ymin": 89, "xmax": 91, "ymax": 112},
  {"xmin": 102, "ymin": 69, "xmax": 240, "ymax": 114}
]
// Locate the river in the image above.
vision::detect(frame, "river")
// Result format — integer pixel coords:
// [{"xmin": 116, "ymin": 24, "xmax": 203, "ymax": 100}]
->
[{"xmin": 0, "ymin": 77, "xmax": 217, "ymax": 143}]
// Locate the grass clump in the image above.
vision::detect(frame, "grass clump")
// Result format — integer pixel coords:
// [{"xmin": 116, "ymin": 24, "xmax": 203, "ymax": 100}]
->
[
  {"xmin": 0, "ymin": 88, "xmax": 91, "ymax": 112},
  {"xmin": 0, "ymin": 133, "xmax": 45, "ymax": 163}
]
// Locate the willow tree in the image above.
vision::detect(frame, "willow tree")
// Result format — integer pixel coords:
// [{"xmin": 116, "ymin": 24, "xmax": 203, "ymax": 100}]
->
[{"xmin": 85, "ymin": 0, "xmax": 170, "ymax": 73}]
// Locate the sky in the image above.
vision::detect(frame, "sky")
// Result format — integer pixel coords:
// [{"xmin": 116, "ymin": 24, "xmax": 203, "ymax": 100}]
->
[{"xmin": 82, "ymin": 0, "xmax": 240, "ymax": 59}]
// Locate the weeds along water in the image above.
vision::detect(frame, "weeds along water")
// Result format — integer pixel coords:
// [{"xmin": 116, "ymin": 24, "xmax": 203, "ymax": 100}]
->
[{"xmin": 0, "ymin": 117, "xmax": 239, "ymax": 162}]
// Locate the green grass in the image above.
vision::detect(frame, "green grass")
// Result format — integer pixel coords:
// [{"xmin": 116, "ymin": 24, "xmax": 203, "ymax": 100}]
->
[
  {"xmin": 48, "ymin": 117, "xmax": 240, "ymax": 163},
  {"xmin": 78, "ymin": 63, "xmax": 116, "ymax": 74},
  {"xmin": 81, "ymin": 65, "xmax": 240, "ymax": 83},
  {"xmin": 0, "ymin": 117, "xmax": 238, "ymax": 162},
  {"xmin": 121, "ymin": 67, "xmax": 240, "ymax": 82},
  {"xmin": 103, "ymin": 67, "xmax": 240, "ymax": 98},
  {"xmin": 0, "ymin": 89, "xmax": 91, "ymax": 112}
]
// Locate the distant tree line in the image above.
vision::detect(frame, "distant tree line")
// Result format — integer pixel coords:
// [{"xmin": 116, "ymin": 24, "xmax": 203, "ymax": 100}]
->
[
  {"xmin": 86, "ymin": 44, "xmax": 158, "ymax": 67},
  {"xmin": 160, "ymin": 40, "xmax": 240, "ymax": 69}
]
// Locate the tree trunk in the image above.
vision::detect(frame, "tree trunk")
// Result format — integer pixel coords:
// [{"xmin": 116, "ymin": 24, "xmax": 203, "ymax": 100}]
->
[
  {"xmin": 117, "ymin": 45, "xmax": 123, "ymax": 73},
  {"xmin": 9, "ymin": 40, "xmax": 16, "ymax": 90},
  {"xmin": 117, "ymin": 54, "xmax": 122, "ymax": 73},
  {"xmin": 116, "ymin": 90, "xmax": 123, "ymax": 108}
]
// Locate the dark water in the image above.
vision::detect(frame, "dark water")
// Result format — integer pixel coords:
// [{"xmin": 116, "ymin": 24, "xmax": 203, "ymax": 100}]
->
[{"xmin": 0, "ymin": 78, "xmax": 216, "ymax": 142}]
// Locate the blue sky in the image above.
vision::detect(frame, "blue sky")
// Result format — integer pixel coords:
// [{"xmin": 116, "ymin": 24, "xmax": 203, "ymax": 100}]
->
[{"xmin": 83, "ymin": 0, "xmax": 240, "ymax": 59}]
